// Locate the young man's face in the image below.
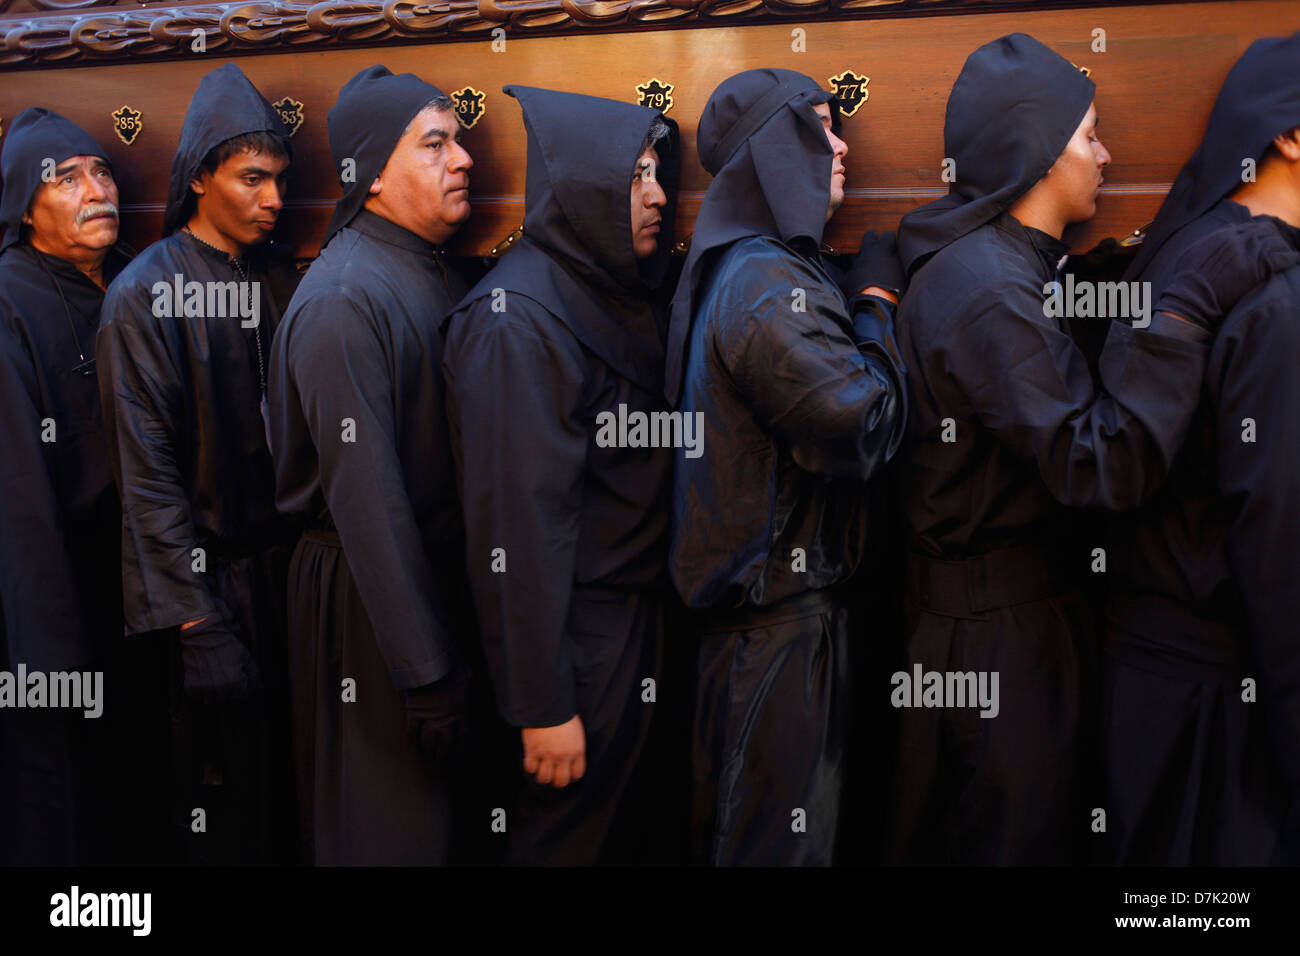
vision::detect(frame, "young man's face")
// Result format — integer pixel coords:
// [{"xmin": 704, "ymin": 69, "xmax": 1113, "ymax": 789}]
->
[
  {"xmin": 190, "ymin": 147, "xmax": 289, "ymax": 251},
  {"xmin": 368, "ymin": 106, "xmax": 473, "ymax": 246},
  {"xmin": 630, "ymin": 145, "xmax": 667, "ymax": 259},
  {"xmin": 22, "ymin": 155, "xmax": 119, "ymax": 259},
  {"xmin": 1048, "ymin": 103, "xmax": 1111, "ymax": 225},
  {"xmin": 814, "ymin": 102, "xmax": 849, "ymax": 223}
]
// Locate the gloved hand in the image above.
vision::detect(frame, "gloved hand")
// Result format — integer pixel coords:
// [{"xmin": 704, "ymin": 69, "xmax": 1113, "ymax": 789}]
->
[
  {"xmin": 179, "ymin": 615, "xmax": 261, "ymax": 705},
  {"xmin": 1156, "ymin": 218, "xmax": 1300, "ymax": 332},
  {"xmin": 402, "ymin": 661, "xmax": 471, "ymax": 765},
  {"xmin": 839, "ymin": 230, "xmax": 906, "ymax": 302}
]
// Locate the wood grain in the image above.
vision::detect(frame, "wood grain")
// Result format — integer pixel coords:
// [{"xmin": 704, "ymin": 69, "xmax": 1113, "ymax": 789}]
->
[{"xmin": 1, "ymin": 0, "xmax": 1294, "ymax": 256}]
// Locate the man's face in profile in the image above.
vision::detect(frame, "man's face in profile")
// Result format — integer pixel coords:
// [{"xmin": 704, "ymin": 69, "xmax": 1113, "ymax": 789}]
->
[
  {"xmin": 1048, "ymin": 103, "xmax": 1111, "ymax": 226},
  {"xmin": 369, "ymin": 106, "xmax": 473, "ymax": 246},
  {"xmin": 630, "ymin": 145, "xmax": 667, "ymax": 259},
  {"xmin": 814, "ymin": 102, "xmax": 849, "ymax": 223}
]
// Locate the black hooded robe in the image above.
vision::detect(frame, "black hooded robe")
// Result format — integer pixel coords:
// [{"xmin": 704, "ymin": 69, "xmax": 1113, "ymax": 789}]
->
[
  {"xmin": 95, "ymin": 64, "xmax": 300, "ymax": 864},
  {"xmin": 1105, "ymin": 255, "xmax": 1300, "ymax": 866},
  {"xmin": 1105, "ymin": 32, "xmax": 1300, "ymax": 865},
  {"xmin": 0, "ymin": 247, "xmax": 141, "ymax": 867},
  {"xmin": 271, "ymin": 210, "xmax": 469, "ymax": 865},
  {"xmin": 0, "ymin": 108, "xmax": 149, "ymax": 865},
  {"xmin": 664, "ymin": 70, "xmax": 907, "ymax": 867},
  {"xmin": 269, "ymin": 65, "xmax": 474, "ymax": 866},
  {"xmin": 890, "ymin": 34, "xmax": 1211, "ymax": 865},
  {"xmin": 441, "ymin": 86, "xmax": 680, "ymax": 866},
  {"xmin": 0, "ymin": 247, "xmax": 132, "ymax": 865}
]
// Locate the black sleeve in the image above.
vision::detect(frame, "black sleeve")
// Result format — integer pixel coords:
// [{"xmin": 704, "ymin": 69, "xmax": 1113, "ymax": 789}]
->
[
  {"xmin": 95, "ymin": 283, "xmax": 219, "ymax": 633},
  {"xmin": 277, "ymin": 291, "xmax": 459, "ymax": 689},
  {"xmin": 717, "ymin": 245, "xmax": 907, "ymax": 481},
  {"xmin": 938, "ymin": 275, "xmax": 1210, "ymax": 510},
  {"xmin": 442, "ymin": 299, "xmax": 586, "ymax": 728}
]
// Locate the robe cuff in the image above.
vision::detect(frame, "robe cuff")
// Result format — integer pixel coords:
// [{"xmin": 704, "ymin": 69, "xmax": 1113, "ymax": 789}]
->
[
  {"xmin": 1146, "ymin": 310, "xmax": 1213, "ymax": 346},
  {"xmin": 388, "ymin": 644, "xmax": 458, "ymax": 691},
  {"xmin": 125, "ymin": 596, "xmax": 221, "ymax": 637},
  {"xmin": 848, "ymin": 292, "xmax": 895, "ymax": 331},
  {"xmin": 501, "ymin": 691, "xmax": 578, "ymax": 730},
  {"xmin": 851, "ymin": 298, "xmax": 906, "ymax": 375}
]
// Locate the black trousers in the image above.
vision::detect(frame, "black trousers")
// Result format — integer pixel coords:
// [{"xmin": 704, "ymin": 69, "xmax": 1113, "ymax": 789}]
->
[
  {"xmin": 690, "ymin": 592, "xmax": 853, "ymax": 866},
  {"xmin": 503, "ymin": 588, "xmax": 662, "ymax": 866}
]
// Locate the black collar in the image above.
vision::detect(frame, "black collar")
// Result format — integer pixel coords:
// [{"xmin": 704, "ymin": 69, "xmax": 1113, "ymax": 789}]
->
[
  {"xmin": 349, "ymin": 207, "xmax": 442, "ymax": 258},
  {"xmin": 21, "ymin": 242, "xmax": 127, "ymax": 292},
  {"xmin": 177, "ymin": 227, "xmax": 249, "ymax": 272},
  {"xmin": 993, "ymin": 212, "xmax": 1070, "ymax": 276}
]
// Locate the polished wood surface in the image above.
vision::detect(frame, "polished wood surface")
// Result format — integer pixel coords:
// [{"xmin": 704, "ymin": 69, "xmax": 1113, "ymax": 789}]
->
[{"xmin": 1, "ymin": 0, "xmax": 1296, "ymax": 257}]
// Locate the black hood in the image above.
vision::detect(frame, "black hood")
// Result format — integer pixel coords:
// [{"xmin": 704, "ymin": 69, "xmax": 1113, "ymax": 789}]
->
[
  {"xmin": 0, "ymin": 108, "xmax": 112, "ymax": 255},
  {"xmin": 323, "ymin": 65, "xmax": 450, "ymax": 249},
  {"xmin": 1126, "ymin": 30, "xmax": 1300, "ymax": 280},
  {"xmin": 508, "ymin": 84, "xmax": 680, "ymax": 297},
  {"xmin": 163, "ymin": 63, "xmax": 290, "ymax": 238},
  {"xmin": 448, "ymin": 86, "xmax": 679, "ymax": 394},
  {"xmin": 664, "ymin": 68, "xmax": 838, "ymax": 404},
  {"xmin": 896, "ymin": 33, "xmax": 1095, "ymax": 277}
]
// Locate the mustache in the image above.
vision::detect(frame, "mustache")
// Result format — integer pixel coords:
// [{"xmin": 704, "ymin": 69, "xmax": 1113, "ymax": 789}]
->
[{"xmin": 77, "ymin": 202, "xmax": 118, "ymax": 226}]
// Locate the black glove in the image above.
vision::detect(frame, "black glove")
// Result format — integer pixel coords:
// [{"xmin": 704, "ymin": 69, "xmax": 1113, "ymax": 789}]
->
[
  {"xmin": 179, "ymin": 615, "xmax": 260, "ymax": 705},
  {"xmin": 402, "ymin": 661, "xmax": 471, "ymax": 765},
  {"xmin": 1156, "ymin": 219, "xmax": 1300, "ymax": 332},
  {"xmin": 839, "ymin": 230, "xmax": 906, "ymax": 302}
]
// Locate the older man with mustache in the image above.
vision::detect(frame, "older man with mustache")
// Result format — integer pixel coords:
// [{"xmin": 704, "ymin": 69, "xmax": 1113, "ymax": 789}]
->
[{"xmin": 0, "ymin": 107, "xmax": 132, "ymax": 864}]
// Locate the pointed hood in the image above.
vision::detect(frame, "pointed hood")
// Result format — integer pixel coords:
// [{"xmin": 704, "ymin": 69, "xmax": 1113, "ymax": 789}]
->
[
  {"xmin": 447, "ymin": 86, "xmax": 679, "ymax": 394},
  {"xmin": 163, "ymin": 63, "xmax": 290, "ymax": 237},
  {"xmin": 664, "ymin": 68, "xmax": 839, "ymax": 404},
  {"xmin": 1126, "ymin": 30, "xmax": 1300, "ymax": 279},
  {"xmin": 323, "ymin": 65, "xmax": 450, "ymax": 249},
  {"xmin": 507, "ymin": 84, "xmax": 681, "ymax": 297},
  {"xmin": 0, "ymin": 107, "xmax": 112, "ymax": 255},
  {"xmin": 896, "ymin": 33, "xmax": 1095, "ymax": 277}
]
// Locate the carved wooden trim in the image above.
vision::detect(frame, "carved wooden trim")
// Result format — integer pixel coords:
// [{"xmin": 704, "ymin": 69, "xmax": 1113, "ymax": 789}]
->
[{"xmin": 1, "ymin": 0, "xmax": 1188, "ymax": 70}]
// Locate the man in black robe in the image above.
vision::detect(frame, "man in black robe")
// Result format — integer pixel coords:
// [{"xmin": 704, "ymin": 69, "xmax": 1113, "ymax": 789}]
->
[
  {"xmin": 0, "ymin": 108, "xmax": 131, "ymax": 864},
  {"xmin": 270, "ymin": 65, "xmax": 476, "ymax": 866},
  {"xmin": 96, "ymin": 63, "xmax": 301, "ymax": 864},
  {"xmin": 887, "ymin": 33, "xmax": 1284, "ymax": 865},
  {"xmin": 441, "ymin": 86, "xmax": 680, "ymax": 865},
  {"xmin": 1105, "ymin": 32, "xmax": 1300, "ymax": 864},
  {"xmin": 663, "ymin": 68, "xmax": 907, "ymax": 866}
]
